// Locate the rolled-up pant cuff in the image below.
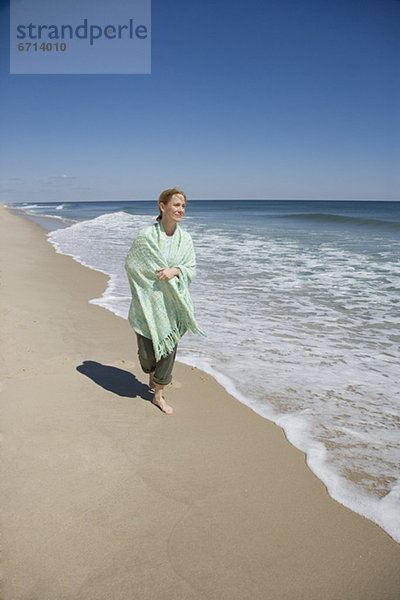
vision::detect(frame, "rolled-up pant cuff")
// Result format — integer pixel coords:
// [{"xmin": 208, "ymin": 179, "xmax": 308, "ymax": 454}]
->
[{"xmin": 136, "ymin": 333, "xmax": 177, "ymax": 387}]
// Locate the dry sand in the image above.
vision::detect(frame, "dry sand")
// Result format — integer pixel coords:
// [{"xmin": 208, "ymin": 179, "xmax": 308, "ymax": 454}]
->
[{"xmin": 1, "ymin": 204, "xmax": 399, "ymax": 600}]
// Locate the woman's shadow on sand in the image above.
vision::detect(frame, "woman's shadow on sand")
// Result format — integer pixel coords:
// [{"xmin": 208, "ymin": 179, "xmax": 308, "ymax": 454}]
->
[{"xmin": 76, "ymin": 360, "xmax": 153, "ymax": 402}]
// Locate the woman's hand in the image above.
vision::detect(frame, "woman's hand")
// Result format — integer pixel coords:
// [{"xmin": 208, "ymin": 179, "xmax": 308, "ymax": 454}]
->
[{"xmin": 156, "ymin": 267, "xmax": 180, "ymax": 281}]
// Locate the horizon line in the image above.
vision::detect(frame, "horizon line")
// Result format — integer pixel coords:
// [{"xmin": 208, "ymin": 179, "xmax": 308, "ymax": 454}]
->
[{"xmin": 3, "ymin": 198, "xmax": 400, "ymax": 204}]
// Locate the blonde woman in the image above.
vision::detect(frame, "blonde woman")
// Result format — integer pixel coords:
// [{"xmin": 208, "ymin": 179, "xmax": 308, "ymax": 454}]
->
[{"xmin": 125, "ymin": 188, "xmax": 206, "ymax": 414}]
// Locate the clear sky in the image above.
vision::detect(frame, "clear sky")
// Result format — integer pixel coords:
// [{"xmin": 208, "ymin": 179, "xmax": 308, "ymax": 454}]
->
[{"xmin": 0, "ymin": 0, "xmax": 399, "ymax": 202}]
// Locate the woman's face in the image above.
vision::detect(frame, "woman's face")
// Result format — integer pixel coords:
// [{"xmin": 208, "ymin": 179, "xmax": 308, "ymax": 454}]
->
[{"xmin": 160, "ymin": 193, "xmax": 186, "ymax": 224}]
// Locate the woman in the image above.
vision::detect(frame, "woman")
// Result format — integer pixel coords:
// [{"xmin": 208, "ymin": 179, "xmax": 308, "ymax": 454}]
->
[{"xmin": 125, "ymin": 188, "xmax": 207, "ymax": 414}]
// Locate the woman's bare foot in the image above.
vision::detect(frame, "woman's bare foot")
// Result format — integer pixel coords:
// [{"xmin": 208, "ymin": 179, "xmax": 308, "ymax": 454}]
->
[
  {"xmin": 149, "ymin": 372, "xmax": 155, "ymax": 392},
  {"xmin": 152, "ymin": 393, "xmax": 173, "ymax": 415}
]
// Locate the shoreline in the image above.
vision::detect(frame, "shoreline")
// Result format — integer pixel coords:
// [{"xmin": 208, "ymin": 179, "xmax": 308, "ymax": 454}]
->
[
  {"xmin": 1, "ymin": 204, "xmax": 400, "ymax": 599},
  {"xmin": 28, "ymin": 203, "xmax": 400, "ymax": 544}
]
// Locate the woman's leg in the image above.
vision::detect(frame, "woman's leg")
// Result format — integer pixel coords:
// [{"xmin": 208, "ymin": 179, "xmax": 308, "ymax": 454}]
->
[
  {"xmin": 152, "ymin": 344, "xmax": 178, "ymax": 415},
  {"xmin": 149, "ymin": 372, "xmax": 155, "ymax": 392},
  {"xmin": 136, "ymin": 333, "xmax": 156, "ymax": 390},
  {"xmin": 152, "ymin": 344, "xmax": 178, "ymax": 387},
  {"xmin": 136, "ymin": 334, "xmax": 177, "ymax": 414}
]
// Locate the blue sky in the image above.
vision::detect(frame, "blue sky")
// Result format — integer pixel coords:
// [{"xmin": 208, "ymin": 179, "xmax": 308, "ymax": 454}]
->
[{"xmin": 0, "ymin": 0, "xmax": 399, "ymax": 202}]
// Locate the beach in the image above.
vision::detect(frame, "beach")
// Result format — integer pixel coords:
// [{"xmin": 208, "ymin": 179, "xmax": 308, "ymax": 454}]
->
[{"xmin": 1, "ymin": 203, "xmax": 400, "ymax": 599}]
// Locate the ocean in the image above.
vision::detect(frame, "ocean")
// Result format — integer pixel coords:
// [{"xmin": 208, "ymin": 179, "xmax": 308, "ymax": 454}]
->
[{"xmin": 9, "ymin": 199, "xmax": 400, "ymax": 543}]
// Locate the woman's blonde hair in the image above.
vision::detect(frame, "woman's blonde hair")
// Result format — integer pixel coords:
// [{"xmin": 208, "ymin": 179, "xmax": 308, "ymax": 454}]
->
[{"xmin": 156, "ymin": 187, "xmax": 187, "ymax": 221}]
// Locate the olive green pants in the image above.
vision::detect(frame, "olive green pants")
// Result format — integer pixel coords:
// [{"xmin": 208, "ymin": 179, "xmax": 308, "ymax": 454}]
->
[{"xmin": 136, "ymin": 333, "xmax": 178, "ymax": 386}]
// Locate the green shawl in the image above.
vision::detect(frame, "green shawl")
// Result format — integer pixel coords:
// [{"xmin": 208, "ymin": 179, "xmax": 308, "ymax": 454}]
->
[{"xmin": 125, "ymin": 221, "xmax": 207, "ymax": 361}]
